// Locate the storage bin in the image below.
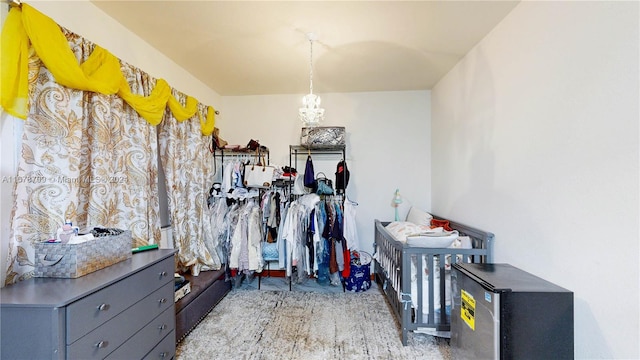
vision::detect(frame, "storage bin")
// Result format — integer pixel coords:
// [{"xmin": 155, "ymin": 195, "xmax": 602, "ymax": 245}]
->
[
  {"xmin": 34, "ymin": 230, "xmax": 132, "ymax": 278},
  {"xmin": 300, "ymin": 126, "xmax": 345, "ymax": 147},
  {"xmin": 344, "ymin": 251, "xmax": 372, "ymax": 292}
]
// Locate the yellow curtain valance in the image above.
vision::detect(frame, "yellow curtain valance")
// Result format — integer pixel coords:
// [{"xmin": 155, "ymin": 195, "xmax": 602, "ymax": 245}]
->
[{"xmin": 1, "ymin": 4, "xmax": 215, "ymax": 135}]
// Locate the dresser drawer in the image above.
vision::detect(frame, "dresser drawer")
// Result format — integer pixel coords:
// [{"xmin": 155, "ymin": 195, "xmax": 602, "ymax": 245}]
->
[
  {"xmin": 67, "ymin": 283, "xmax": 174, "ymax": 359},
  {"xmin": 106, "ymin": 307, "xmax": 175, "ymax": 360},
  {"xmin": 143, "ymin": 330, "xmax": 176, "ymax": 360},
  {"xmin": 67, "ymin": 257, "xmax": 174, "ymax": 344}
]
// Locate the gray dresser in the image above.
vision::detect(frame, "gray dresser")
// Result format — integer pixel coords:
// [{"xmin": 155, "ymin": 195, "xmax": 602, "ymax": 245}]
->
[{"xmin": 1, "ymin": 249, "xmax": 177, "ymax": 359}]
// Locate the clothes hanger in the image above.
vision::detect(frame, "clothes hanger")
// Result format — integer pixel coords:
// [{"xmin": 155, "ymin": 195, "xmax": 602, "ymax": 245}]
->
[{"xmin": 346, "ymin": 195, "xmax": 358, "ymax": 206}]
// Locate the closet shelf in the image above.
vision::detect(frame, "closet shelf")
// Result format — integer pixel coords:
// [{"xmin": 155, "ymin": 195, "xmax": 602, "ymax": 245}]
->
[
  {"xmin": 214, "ymin": 147, "xmax": 270, "ymax": 184},
  {"xmin": 214, "ymin": 148, "xmax": 270, "ymax": 161},
  {"xmin": 289, "ymin": 144, "xmax": 347, "ymax": 198},
  {"xmin": 290, "ymin": 144, "xmax": 345, "ymax": 154}
]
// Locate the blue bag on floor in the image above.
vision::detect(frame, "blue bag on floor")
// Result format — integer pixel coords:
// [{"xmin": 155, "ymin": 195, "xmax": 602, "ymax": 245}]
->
[{"xmin": 344, "ymin": 251, "xmax": 372, "ymax": 292}]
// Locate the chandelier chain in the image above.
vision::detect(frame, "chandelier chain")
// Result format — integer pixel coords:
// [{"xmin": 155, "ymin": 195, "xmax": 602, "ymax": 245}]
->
[
  {"xmin": 308, "ymin": 38, "xmax": 314, "ymax": 95},
  {"xmin": 299, "ymin": 32, "xmax": 324, "ymax": 126}
]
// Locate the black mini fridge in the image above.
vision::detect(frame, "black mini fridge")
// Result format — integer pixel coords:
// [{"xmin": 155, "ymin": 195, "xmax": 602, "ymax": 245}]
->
[{"xmin": 451, "ymin": 263, "xmax": 573, "ymax": 360}]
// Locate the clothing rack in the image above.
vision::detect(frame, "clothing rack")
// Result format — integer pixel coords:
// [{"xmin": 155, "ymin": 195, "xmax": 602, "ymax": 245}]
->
[
  {"xmin": 213, "ymin": 147, "xmax": 269, "ymax": 181},
  {"xmin": 215, "ymin": 148, "xmax": 269, "ymax": 165},
  {"xmin": 290, "ymin": 145, "xmax": 345, "ymax": 163},
  {"xmin": 216, "ymin": 145, "xmax": 354, "ymax": 293},
  {"xmin": 289, "ymin": 193, "xmax": 345, "ymax": 207},
  {"xmin": 289, "ymin": 144, "xmax": 347, "ymax": 199}
]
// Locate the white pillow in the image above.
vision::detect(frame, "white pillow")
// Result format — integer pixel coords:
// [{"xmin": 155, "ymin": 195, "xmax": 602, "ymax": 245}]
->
[{"xmin": 405, "ymin": 207, "xmax": 433, "ymax": 227}]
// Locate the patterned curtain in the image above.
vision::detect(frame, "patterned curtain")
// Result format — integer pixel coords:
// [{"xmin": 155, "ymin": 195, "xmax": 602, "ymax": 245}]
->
[
  {"xmin": 4, "ymin": 29, "xmax": 161, "ymax": 285},
  {"xmin": 159, "ymin": 95, "xmax": 221, "ymax": 276}
]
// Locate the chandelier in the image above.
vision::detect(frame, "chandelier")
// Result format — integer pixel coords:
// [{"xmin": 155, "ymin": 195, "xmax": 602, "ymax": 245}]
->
[{"xmin": 299, "ymin": 33, "xmax": 324, "ymax": 127}]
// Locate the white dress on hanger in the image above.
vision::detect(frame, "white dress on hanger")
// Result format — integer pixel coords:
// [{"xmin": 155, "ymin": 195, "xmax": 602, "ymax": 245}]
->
[{"xmin": 343, "ymin": 198, "xmax": 359, "ymax": 251}]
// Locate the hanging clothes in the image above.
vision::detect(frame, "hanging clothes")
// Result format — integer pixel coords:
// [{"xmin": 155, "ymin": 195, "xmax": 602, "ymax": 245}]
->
[
  {"xmin": 221, "ymin": 161, "xmax": 235, "ymax": 194},
  {"xmin": 314, "ymin": 202, "xmax": 330, "ymax": 285},
  {"xmin": 228, "ymin": 201, "xmax": 264, "ymax": 273},
  {"xmin": 282, "ymin": 194, "xmax": 319, "ymax": 282},
  {"xmin": 282, "ymin": 201, "xmax": 299, "ymax": 277},
  {"xmin": 228, "ymin": 203, "xmax": 245, "ymax": 271},
  {"xmin": 209, "ymin": 196, "xmax": 229, "ymax": 265},
  {"xmin": 343, "ymin": 198, "xmax": 359, "ymax": 251},
  {"xmin": 288, "ymin": 203, "xmax": 308, "ymax": 282},
  {"xmin": 247, "ymin": 202, "xmax": 264, "ymax": 272},
  {"xmin": 307, "ymin": 208, "xmax": 316, "ymax": 273},
  {"xmin": 265, "ymin": 191, "xmax": 281, "ymax": 243},
  {"xmin": 277, "ymin": 203, "xmax": 289, "ymax": 269},
  {"xmin": 332, "ymin": 200, "xmax": 351, "ymax": 279},
  {"xmin": 299, "ymin": 194, "xmax": 321, "ymax": 275}
]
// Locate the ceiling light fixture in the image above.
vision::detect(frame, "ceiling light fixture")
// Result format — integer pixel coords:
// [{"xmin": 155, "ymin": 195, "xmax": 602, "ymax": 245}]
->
[{"xmin": 299, "ymin": 32, "xmax": 324, "ymax": 127}]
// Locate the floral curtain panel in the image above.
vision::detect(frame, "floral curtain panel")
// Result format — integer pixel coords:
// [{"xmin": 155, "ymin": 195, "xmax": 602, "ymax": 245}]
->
[
  {"xmin": 159, "ymin": 96, "xmax": 221, "ymax": 276},
  {"xmin": 4, "ymin": 30, "xmax": 161, "ymax": 285}
]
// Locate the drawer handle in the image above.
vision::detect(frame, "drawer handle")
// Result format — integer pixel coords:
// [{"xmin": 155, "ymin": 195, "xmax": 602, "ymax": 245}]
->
[
  {"xmin": 97, "ymin": 303, "xmax": 110, "ymax": 311},
  {"xmin": 159, "ymin": 271, "xmax": 167, "ymax": 278},
  {"xmin": 158, "ymin": 298, "xmax": 167, "ymax": 304},
  {"xmin": 158, "ymin": 324, "xmax": 167, "ymax": 330},
  {"xmin": 95, "ymin": 341, "xmax": 109, "ymax": 349}
]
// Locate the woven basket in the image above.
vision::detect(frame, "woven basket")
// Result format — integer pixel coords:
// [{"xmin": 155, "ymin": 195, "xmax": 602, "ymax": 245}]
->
[{"xmin": 34, "ymin": 230, "xmax": 132, "ymax": 278}]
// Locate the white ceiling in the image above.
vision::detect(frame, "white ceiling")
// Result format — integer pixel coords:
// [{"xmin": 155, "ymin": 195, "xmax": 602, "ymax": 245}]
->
[{"xmin": 91, "ymin": 1, "xmax": 519, "ymax": 96}]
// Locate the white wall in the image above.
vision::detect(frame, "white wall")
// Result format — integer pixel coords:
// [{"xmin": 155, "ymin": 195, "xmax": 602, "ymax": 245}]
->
[
  {"xmin": 432, "ymin": 2, "xmax": 639, "ymax": 359},
  {"xmin": 0, "ymin": 1, "xmax": 221, "ymax": 285},
  {"xmin": 220, "ymin": 91, "xmax": 431, "ymax": 255}
]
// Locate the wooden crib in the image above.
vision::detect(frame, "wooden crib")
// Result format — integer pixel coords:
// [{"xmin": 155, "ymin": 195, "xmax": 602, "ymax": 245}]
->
[{"xmin": 373, "ymin": 217, "xmax": 494, "ymax": 345}]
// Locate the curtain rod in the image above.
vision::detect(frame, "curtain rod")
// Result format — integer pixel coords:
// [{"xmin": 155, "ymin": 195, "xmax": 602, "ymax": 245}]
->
[{"xmin": 4, "ymin": 0, "xmax": 21, "ymax": 8}]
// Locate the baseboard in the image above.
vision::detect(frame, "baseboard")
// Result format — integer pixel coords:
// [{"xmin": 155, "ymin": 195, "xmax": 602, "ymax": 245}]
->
[{"xmin": 260, "ymin": 269, "xmax": 287, "ymax": 278}]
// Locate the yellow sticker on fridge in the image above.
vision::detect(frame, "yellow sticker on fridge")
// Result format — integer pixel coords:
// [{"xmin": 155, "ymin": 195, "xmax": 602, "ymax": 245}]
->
[{"xmin": 461, "ymin": 289, "xmax": 476, "ymax": 330}]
